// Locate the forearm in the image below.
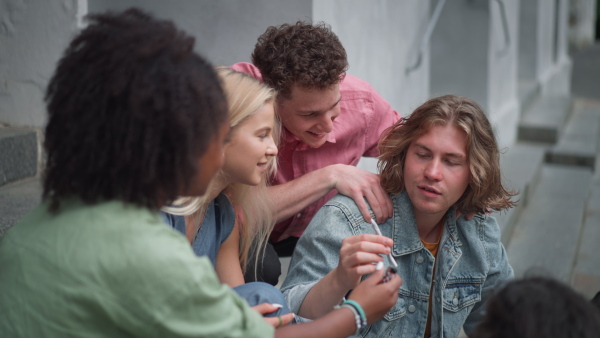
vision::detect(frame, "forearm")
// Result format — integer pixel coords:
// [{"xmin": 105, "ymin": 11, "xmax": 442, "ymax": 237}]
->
[
  {"xmin": 269, "ymin": 165, "xmax": 337, "ymax": 222},
  {"xmin": 275, "ymin": 306, "xmax": 356, "ymax": 338},
  {"xmin": 297, "ymin": 268, "xmax": 350, "ymax": 319}
]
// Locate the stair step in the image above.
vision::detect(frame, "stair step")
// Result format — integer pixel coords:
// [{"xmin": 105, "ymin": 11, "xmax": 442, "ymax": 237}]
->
[
  {"xmin": 493, "ymin": 142, "xmax": 547, "ymax": 245},
  {"xmin": 0, "ymin": 129, "xmax": 38, "ymax": 187},
  {"xmin": 0, "ymin": 177, "xmax": 42, "ymax": 236},
  {"xmin": 570, "ymin": 153, "xmax": 600, "ymax": 299},
  {"xmin": 506, "ymin": 164, "xmax": 593, "ymax": 284},
  {"xmin": 545, "ymin": 101, "xmax": 600, "ymax": 170},
  {"xmin": 517, "ymin": 96, "xmax": 572, "ymax": 143}
]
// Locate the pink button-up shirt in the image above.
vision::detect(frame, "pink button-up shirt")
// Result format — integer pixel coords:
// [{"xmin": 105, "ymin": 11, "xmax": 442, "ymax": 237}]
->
[{"xmin": 231, "ymin": 62, "xmax": 400, "ymax": 242}]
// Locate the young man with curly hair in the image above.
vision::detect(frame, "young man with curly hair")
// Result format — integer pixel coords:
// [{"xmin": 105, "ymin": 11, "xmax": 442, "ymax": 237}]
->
[
  {"xmin": 232, "ymin": 22, "xmax": 401, "ymax": 258},
  {"xmin": 281, "ymin": 95, "xmax": 516, "ymax": 337}
]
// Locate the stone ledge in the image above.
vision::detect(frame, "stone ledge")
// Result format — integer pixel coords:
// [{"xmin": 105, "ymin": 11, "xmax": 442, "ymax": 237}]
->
[{"xmin": 0, "ymin": 129, "xmax": 38, "ymax": 187}]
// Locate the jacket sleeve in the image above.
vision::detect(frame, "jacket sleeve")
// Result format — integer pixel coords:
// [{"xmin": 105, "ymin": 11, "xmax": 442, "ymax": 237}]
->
[
  {"xmin": 463, "ymin": 215, "xmax": 514, "ymax": 335},
  {"xmin": 280, "ymin": 197, "xmax": 359, "ymax": 313}
]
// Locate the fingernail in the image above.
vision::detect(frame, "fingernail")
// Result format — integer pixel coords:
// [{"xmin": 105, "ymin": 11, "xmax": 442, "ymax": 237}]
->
[{"xmin": 271, "ymin": 303, "xmax": 283, "ymax": 308}]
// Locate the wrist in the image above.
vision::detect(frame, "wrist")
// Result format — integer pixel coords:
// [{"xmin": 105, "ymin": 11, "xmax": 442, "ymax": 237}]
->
[{"xmin": 326, "ymin": 164, "xmax": 342, "ymax": 190}]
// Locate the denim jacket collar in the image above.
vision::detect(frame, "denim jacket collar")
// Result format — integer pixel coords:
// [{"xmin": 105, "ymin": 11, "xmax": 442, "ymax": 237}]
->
[{"xmin": 390, "ymin": 191, "xmax": 463, "ymax": 258}]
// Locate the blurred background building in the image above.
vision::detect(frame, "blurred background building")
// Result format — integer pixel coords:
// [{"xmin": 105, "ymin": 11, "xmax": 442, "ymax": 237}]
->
[{"xmin": 1, "ymin": 0, "xmax": 599, "ymax": 300}]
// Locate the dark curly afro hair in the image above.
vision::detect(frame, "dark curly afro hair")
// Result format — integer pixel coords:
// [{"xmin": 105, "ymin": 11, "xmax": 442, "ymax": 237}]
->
[{"xmin": 43, "ymin": 8, "xmax": 227, "ymax": 212}]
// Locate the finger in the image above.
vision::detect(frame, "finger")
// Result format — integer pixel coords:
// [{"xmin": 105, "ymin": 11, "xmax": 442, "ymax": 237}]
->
[
  {"xmin": 280, "ymin": 313, "xmax": 295, "ymax": 326},
  {"xmin": 341, "ymin": 252, "xmax": 385, "ymax": 270},
  {"xmin": 344, "ymin": 234, "xmax": 393, "ymax": 248},
  {"xmin": 265, "ymin": 313, "xmax": 295, "ymax": 328},
  {"xmin": 354, "ymin": 193, "xmax": 374, "ymax": 223},
  {"xmin": 362, "ymin": 189, "xmax": 383, "ymax": 223},
  {"xmin": 251, "ymin": 303, "xmax": 282, "ymax": 316},
  {"xmin": 360, "ymin": 267, "xmax": 386, "ymax": 286}
]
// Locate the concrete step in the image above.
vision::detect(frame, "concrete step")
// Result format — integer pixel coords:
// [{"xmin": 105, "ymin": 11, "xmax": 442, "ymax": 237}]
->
[
  {"xmin": 0, "ymin": 128, "xmax": 39, "ymax": 187},
  {"xmin": 493, "ymin": 142, "xmax": 547, "ymax": 246},
  {"xmin": 570, "ymin": 149, "xmax": 600, "ymax": 299},
  {"xmin": 0, "ymin": 177, "xmax": 42, "ymax": 236},
  {"xmin": 506, "ymin": 164, "xmax": 593, "ymax": 284},
  {"xmin": 517, "ymin": 95, "xmax": 573, "ymax": 144},
  {"xmin": 545, "ymin": 99, "xmax": 600, "ymax": 170}
]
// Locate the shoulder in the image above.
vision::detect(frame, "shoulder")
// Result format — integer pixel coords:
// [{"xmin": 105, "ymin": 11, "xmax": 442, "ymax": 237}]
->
[
  {"xmin": 456, "ymin": 213, "xmax": 506, "ymax": 262},
  {"xmin": 310, "ymin": 194, "xmax": 372, "ymax": 232},
  {"xmin": 340, "ymin": 73, "xmax": 376, "ymax": 93},
  {"xmin": 211, "ymin": 194, "xmax": 235, "ymax": 243},
  {"xmin": 456, "ymin": 213, "xmax": 501, "ymax": 239}
]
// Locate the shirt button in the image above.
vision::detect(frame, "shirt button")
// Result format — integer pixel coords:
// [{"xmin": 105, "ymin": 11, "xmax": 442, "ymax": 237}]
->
[
  {"xmin": 408, "ymin": 305, "xmax": 416, "ymax": 313},
  {"xmin": 453, "ymin": 298, "xmax": 459, "ymax": 306},
  {"xmin": 416, "ymin": 255, "xmax": 424, "ymax": 264},
  {"xmin": 296, "ymin": 213, "xmax": 301, "ymax": 218}
]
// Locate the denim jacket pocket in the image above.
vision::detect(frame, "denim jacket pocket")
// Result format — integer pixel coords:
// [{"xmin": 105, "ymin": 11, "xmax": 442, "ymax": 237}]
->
[
  {"xmin": 383, "ymin": 292, "xmax": 407, "ymax": 321},
  {"xmin": 442, "ymin": 277, "xmax": 484, "ymax": 312}
]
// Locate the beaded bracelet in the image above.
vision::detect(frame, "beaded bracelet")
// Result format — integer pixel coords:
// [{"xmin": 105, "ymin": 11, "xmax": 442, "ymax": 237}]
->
[
  {"xmin": 343, "ymin": 299, "xmax": 367, "ymax": 327},
  {"xmin": 339, "ymin": 303, "xmax": 362, "ymax": 335}
]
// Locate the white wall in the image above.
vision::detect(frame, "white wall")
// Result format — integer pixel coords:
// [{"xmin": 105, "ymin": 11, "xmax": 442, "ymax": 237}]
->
[
  {"xmin": 0, "ymin": 0, "xmax": 81, "ymax": 128},
  {"xmin": 488, "ymin": 0, "xmax": 520, "ymax": 147},
  {"xmin": 313, "ymin": 0, "xmax": 430, "ymax": 117},
  {"xmin": 88, "ymin": 0, "xmax": 312, "ymax": 67}
]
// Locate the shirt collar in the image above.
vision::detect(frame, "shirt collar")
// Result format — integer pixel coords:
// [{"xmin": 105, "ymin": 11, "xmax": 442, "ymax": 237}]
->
[{"xmin": 390, "ymin": 191, "xmax": 461, "ymax": 256}]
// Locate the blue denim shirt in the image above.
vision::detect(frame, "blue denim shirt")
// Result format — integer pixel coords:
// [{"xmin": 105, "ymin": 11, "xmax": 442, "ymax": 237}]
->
[
  {"xmin": 160, "ymin": 193, "xmax": 234, "ymax": 267},
  {"xmin": 281, "ymin": 191, "xmax": 513, "ymax": 338}
]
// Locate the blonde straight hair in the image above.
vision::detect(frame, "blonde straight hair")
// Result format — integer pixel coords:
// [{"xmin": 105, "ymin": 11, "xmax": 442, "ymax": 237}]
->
[{"xmin": 163, "ymin": 67, "xmax": 279, "ymax": 277}]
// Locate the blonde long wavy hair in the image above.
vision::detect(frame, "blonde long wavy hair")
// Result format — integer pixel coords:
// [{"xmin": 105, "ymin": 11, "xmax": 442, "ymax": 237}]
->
[{"xmin": 163, "ymin": 67, "xmax": 279, "ymax": 276}]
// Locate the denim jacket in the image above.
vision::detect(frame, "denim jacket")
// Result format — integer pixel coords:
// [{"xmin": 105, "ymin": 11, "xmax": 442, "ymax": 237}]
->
[{"xmin": 281, "ymin": 191, "xmax": 513, "ymax": 338}]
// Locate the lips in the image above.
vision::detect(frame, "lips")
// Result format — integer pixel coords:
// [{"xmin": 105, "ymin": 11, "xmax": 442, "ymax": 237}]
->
[
  {"xmin": 419, "ymin": 185, "xmax": 441, "ymax": 195},
  {"xmin": 307, "ymin": 131, "xmax": 326, "ymax": 138}
]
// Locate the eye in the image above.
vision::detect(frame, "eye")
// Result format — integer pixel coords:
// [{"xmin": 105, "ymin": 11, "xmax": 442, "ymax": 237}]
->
[
  {"xmin": 444, "ymin": 158, "xmax": 459, "ymax": 166},
  {"xmin": 416, "ymin": 152, "xmax": 429, "ymax": 158}
]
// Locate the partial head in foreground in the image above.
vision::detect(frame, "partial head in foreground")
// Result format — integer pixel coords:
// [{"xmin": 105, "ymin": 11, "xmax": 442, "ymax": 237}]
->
[
  {"xmin": 378, "ymin": 95, "xmax": 516, "ymax": 216},
  {"xmin": 43, "ymin": 8, "xmax": 228, "ymax": 211},
  {"xmin": 471, "ymin": 276, "xmax": 600, "ymax": 338}
]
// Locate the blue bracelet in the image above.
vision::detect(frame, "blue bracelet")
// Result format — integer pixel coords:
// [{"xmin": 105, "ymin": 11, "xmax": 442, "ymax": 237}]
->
[
  {"xmin": 343, "ymin": 299, "xmax": 367, "ymax": 327},
  {"xmin": 340, "ymin": 303, "xmax": 361, "ymax": 335}
]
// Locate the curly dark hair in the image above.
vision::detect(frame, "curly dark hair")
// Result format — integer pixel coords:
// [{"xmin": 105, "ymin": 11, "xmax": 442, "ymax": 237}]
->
[
  {"xmin": 471, "ymin": 277, "xmax": 600, "ymax": 338},
  {"xmin": 251, "ymin": 21, "xmax": 348, "ymax": 99},
  {"xmin": 43, "ymin": 8, "xmax": 227, "ymax": 212}
]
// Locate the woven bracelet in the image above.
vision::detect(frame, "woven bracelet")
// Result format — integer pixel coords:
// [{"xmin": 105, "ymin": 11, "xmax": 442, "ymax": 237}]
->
[{"xmin": 342, "ymin": 299, "xmax": 367, "ymax": 327}]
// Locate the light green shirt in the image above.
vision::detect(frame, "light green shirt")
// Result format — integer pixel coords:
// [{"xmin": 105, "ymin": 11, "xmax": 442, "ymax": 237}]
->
[{"xmin": 0, "ymin": 199, "xmax": 274, "ymax": 337}]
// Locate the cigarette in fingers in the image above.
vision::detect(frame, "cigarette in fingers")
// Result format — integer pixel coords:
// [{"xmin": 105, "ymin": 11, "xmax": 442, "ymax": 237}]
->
[{"xmin": 370, "ymin": 218, "xmax": 398, "ymax": 268}]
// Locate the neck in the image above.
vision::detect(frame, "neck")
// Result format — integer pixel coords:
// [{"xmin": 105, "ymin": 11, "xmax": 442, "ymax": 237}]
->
[
  {"xmin": 415, "ymin": 211, "xmax": 447, "ymax": 243},
  {"xmin": 205, "ymin": 172, "xmax": 229, "ymax": 202}
]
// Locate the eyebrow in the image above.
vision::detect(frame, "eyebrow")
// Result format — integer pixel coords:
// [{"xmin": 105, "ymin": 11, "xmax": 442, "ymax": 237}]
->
[
  {"xmin": 255, "ymin": 126, "xmax": 272, "ymax": 133},
  {"xmin": 297, "ymin": 95, "xmax": 342, "ymax": 114},
  {"xmin": 414, "ymin": 143, "xmax": 466, "ymax": 159}
]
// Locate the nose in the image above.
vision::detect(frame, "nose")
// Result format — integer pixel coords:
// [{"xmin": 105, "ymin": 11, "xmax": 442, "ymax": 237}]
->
[
  {"xmin": 318, "ymin": 110, "xmax": 339, "ymax": 133},
  {"xmin": 424, "ymin": 159, "xmax": 442, "ymax": 181},
  {"xmin": 266, "ymin": 136, "xmax": 278, "ymax": 157}
]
